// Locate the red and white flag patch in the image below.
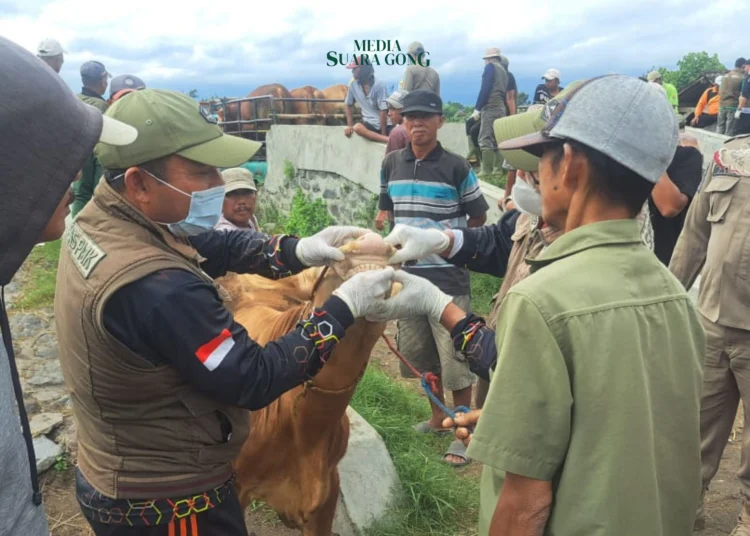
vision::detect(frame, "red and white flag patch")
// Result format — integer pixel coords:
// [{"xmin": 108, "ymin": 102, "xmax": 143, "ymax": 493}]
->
[{"xmin": 195, "ymin": 329, "xmax": 235, "ymax": 371}]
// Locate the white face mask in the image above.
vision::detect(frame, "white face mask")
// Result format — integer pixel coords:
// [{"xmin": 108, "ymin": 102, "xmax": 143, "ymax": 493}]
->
[{"xmin": 511, "ymin": 177, "xmax": 542, "ymax": 217}]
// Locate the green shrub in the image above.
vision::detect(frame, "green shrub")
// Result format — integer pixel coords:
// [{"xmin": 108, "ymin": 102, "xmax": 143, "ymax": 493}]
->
[{"xmin": 284, "ymin": 189, "xmax": 335, "ymax": 237}]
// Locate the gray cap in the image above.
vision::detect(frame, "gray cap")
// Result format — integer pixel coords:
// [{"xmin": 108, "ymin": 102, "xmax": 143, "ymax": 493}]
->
[
  {"xmin": 386, "ymin": 89, "xmax": 408, "ymax": 109},
  {"xmin": 81, "ymin": 60, "xmax": 111, "ymax": 81},
  {"xmin": 110, "ymin": 74, "xmax": 146, "ymax": 97},
  {"xmin": 499, "ymin": 75, "xmax": 678, "ymax": 184},
  {"xmin": 0, "ymin": 36, "xmax": 136, "ymax": 283},
  {"xmin": 408, "ymin": 41, "xmax": 424, "ymax": 54}
]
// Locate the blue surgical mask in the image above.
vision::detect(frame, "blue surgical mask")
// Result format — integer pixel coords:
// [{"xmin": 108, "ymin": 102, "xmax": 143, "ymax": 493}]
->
[{"xmin": 142, "ymin": 169, "xmax": 226, "ymax": 237}]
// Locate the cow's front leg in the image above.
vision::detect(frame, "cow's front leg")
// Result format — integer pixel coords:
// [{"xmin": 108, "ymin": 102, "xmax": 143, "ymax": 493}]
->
[{"xmin": 302, "ymin": 469, "xmax": 341, "ymax": 536}]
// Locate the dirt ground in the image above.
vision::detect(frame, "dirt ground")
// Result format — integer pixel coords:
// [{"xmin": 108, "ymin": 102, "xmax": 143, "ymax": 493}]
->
[{"xmin": 42, "ymin": 323, "xmax": 745, "ymax": 535}]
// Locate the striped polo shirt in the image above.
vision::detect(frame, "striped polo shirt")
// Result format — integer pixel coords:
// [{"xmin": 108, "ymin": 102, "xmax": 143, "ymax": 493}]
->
[{"xmin": 380, "ymin": 142, "xmax": 489, "ymax": 295}]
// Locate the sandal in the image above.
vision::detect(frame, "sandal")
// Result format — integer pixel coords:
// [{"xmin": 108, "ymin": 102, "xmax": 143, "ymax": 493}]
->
[
  {"xmin": 413, "ymin": 421, "xmax": 452, "ymax": 435},
  {"xmin": 442, "ymin": 439, "xmax": 472, "ymax": 467}
]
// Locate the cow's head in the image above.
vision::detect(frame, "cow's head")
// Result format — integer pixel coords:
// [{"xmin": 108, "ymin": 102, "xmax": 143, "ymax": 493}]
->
[{"xmin": 218, "ymin": 231, "xmax": 399, "ymax": 392}]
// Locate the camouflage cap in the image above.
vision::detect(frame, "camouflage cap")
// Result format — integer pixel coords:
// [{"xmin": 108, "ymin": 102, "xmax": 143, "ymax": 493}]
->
[{"xmin": 96, "ymin": 89, "xmax": 261, "ymax": 169}]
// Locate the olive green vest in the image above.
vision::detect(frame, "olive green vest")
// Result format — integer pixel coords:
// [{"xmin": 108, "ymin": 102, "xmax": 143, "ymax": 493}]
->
[
  {"xmin": 484, "ymin": 61, "xmax": 509, "ymax": 111},
  {"xmin": 77, "ymin": 93, "xmax": 109, "ymax": 114},
  {"xmin": 55, "ymin": 181, "xmax": 249, "ymax": 499}
]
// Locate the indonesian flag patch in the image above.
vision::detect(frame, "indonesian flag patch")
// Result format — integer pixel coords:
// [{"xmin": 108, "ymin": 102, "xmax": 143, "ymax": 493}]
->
[{"xmin": 196, "ymin": 329, "xmax": 235, "ymax": 371}]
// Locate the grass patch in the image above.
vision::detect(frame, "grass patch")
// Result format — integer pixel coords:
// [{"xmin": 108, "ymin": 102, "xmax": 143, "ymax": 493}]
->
[
  {"xmin": 350, "ymin": 366, "xmax": 479, "ymax": 536},
  {"xmin": 470, "ymin": 273, "xmax": 503, "ymax": 317},
  {"xmin": 15, "ymin": 240, "xmax": 61, "ymax": 310},
  {"xmin": 479, "ymin": 172, "xmax": 507, "ymax": 189}
]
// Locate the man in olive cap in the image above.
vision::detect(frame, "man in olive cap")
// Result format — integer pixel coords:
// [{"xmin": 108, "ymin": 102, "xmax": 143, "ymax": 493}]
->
[
  {"xmin": 73, "ymin": 60, "xmax": 113, "ymax": 217},
  {"xmin": 54, "ymin": 88, "xmax": 394, "ymax": 535},
  {"xmin": 0, "ymin": 35, "xmax": 136, "ymax": 536},
  {"xmin": 376, "ymin": 75, "xmax": 704, "ymax": 536}
]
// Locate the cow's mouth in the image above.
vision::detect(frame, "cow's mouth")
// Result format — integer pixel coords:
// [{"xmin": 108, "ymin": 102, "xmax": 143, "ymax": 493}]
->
[{"xmin": 331, "ymin": 232, "xmax": 399, "ymax": 281}]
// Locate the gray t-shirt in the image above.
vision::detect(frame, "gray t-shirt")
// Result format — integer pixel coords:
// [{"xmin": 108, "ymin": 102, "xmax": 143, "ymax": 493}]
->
[
  {"xmin": 0, "ymin": 333, "xmax": 50, "ymax": 536},
  {"xmin": 345, "ymin": 79, "xmax": 391, "ymax": 129}
]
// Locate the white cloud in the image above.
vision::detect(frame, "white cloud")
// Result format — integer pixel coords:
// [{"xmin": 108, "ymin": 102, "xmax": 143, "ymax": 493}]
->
[{"xmin": 2, "ymin": 0, "xmax": 749, "ymax": 100}]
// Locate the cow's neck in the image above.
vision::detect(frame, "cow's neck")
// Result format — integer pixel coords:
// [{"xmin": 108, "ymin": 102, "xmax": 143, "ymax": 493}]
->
[{"xmin": 306, "ymin": 274, "xmax": 378, "ymax": 393}]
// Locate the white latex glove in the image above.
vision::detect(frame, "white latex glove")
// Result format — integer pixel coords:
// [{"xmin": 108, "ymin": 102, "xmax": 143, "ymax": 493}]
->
[
  {"xmin": 295, "ymin": 226, "xmax": 370, "ymax": 267},
  {"xmin": 366, "ymin": 270, "xmax": 453, "ymax": 323},
  {"xmin": 384, "ymin": 224, "xmax": 450, "ymax": 264},
  {"xmin": 736, "ymin": 109, "xmax": 742, "ymax": 120},
  {"xmin": 333, "ymin": 267, "xmax": 395, "ymax": 318},
  {"xmin": 471, "ymin": 109, "xmax": 481, "ymax": 120}
]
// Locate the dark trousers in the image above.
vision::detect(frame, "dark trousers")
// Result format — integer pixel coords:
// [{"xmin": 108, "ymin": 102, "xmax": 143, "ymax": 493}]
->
[
  {"xmin": 362, "ymin": 121, "xmax": 393, "ymax": 135},
  {"xmin": 85, "ymin": 490, "xmax": 249, "ymax": 536},
  {"xmin": 734, "ymin": 113, "xmax": 750, "ymax": 136},
  {"xmin": 694, "ymin": 113, "xmax": 717, "ymax": 128},
  {"xmin": 470, "ymin": 121, "xmax": 481, "ymax": 149}
]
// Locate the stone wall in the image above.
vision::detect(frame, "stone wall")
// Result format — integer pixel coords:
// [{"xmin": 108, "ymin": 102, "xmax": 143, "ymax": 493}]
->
[{"xmin": 259, "ymin": 168, "xmax": 379, "ymax": 232}]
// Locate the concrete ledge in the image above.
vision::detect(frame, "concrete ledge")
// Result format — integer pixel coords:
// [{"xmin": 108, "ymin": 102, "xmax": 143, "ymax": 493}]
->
[
  {"xmin": 332, "ymin": 407, "xmax": 399, "ymax": 535},
  {"xmin": 685, "ymin": 127, "xmax": 729, "ymax": 172},
  {"xmin": 265, "ymin": 124, "xmax": 502, "ymax": 220}
]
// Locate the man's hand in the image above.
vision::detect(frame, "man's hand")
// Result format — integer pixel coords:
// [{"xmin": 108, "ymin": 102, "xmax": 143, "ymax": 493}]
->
[
  {"xmin": 443, "ymin": 410, "xmax": 481, "ymax": 448},
  {"xmin": 375, "ymin": 210, "xmax": 391, "ymax": 231},
  {"xmin": 366, "ymin": 270, "xmax": 453, "ymax": 323},
  {"xmin": 344, "ymin": 126, "xmax": 354, "ymax": 137},
  {"xmin": 471, "ymin": 109, "xmax": 481, "ymax": 121},
  {"xmin": 333, "ymin": 267, "xmax": 395, "ymax": 318},
  {"xmin": 384, "ymin": 224, "xmax": 451, "ymax": 264},
  {"xmin": 691, "ymin": 116, "xmax": 699, "ymax": 126},
  {"xmin": 295, "ymin": 226, "xmax": 370, "ymax": 266}
]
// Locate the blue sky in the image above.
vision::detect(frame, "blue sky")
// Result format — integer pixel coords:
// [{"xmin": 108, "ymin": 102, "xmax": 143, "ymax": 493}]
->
[{"xmin": 2, "ymin": 0, "xmax": 749, "ymax": 105}]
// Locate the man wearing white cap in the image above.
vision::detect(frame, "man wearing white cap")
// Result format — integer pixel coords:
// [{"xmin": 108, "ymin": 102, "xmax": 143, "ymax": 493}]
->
[
  {"xmin": 216, "ymin": 167, "xmax": 261, "ymax": 232},
  {"xmin": 474, "ymin": 47, "xmax": 510, "ymax": 177},
  {"xmin": 36, "ymin": 37, "xmax": 65, "ymax": 73},
  {"xmin": 534, "ymin": 68, "xmax": 563, "ymax": 104}
]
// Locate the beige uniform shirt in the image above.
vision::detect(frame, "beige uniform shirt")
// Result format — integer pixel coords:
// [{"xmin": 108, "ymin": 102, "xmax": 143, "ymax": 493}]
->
[{"xmin": 670, "ymin": 134, "xmax": 750, "ymax": 331}]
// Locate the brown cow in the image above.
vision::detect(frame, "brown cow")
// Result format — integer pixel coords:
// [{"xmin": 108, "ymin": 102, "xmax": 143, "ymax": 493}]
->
[
  {"xmin": 289, "ymin": 86, "xmax": 327, "ymax": 125},
  {"xmin": 223, "ymin": 83, "xmax": 293, "ymax": 133},
  {"xmin": 218, "ymin": 233, "xmax": 398, "ymax": 536},
  {"xmin": 320, "ymin": 84, "xmax": 350, "ymax": 122}
]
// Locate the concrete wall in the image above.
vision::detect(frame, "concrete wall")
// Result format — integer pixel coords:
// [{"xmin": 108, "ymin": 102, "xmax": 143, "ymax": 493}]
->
[
  {"xmin": 685, "ymin": 127, "xmax": 728, "ymax": 172},
  {"xmin": 264, "ymin": 124, "xmax": 502, "ymax": 226}
]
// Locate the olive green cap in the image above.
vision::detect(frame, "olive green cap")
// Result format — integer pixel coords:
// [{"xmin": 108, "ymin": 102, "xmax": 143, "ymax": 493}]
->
[
  {"xmin": 95, "ymin": 89, "xmax": 260, "ymax": 169},
  {"xmin": 494, "ymin": 80, "xmax": 585, "ymax": 171}
]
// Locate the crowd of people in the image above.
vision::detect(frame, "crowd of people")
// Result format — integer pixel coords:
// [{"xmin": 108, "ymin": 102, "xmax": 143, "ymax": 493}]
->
[{"xmin": 3, "ymin": 32, "xmax": 750, "ymax": 536}]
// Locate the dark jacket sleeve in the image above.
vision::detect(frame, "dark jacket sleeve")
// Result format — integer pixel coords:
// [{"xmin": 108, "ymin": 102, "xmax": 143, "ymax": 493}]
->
[
  {"xmin": 102, "ymin": 269, "xmax": 355, "ymax": 411},
  {"xmin": 448, "ymin": 210, "xmax": 518, "ymax": 277},
  {"xmin": 189, "ymin": 231, "xmax": 305, "ymax": 279},
  {"xmin": 475, "ymin": 64, "xmax": 495, "ymax": 111},
  {"xmin": 451, "ymin": 313, "xmax": 496, "ymax": 382},
  {"xmin": 667, "ymin": 146, "xmax": 704, "ymax": 199}
]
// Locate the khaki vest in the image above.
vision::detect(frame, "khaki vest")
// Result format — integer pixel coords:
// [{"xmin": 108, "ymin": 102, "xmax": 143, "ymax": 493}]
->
[
  {"xmin": 55, "ymin": 181, "xmax": 249, "ymax": 499},
  {"xmin": 484, "ymin": 61, "xmax": 509, "ymax": 111}
]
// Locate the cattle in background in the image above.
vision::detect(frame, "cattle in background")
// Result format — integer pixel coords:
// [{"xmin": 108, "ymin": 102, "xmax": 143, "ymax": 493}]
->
[
  {"xmin": 219, "ymin": 233, "xmax": 398, "ymax": 536},
  {"xmin": 320, "ymin": 84, "xmax": 349, "ymax": 117},
  {"xmin": 290, "ymin": 86, "xmax": 327, "ymax": 125},
  {"xmin": 223, "ymin": 83, "xmax": 294, "ymax": 133}
]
